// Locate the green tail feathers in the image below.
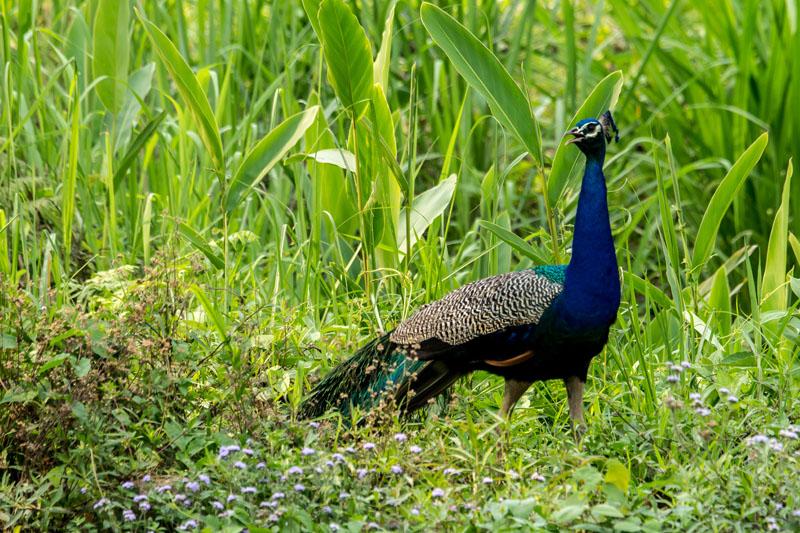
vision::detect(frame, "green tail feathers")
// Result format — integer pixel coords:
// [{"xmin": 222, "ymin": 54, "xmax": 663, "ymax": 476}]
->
[{"xmin": 299, "ymin": 332, "xmax": 456, "ymax": 420}]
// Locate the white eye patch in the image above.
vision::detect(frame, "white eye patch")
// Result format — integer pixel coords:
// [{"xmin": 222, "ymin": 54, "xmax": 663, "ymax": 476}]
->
[{"xmin": 581, "ymin": 122, "xmax": 601, "ymax": 138}]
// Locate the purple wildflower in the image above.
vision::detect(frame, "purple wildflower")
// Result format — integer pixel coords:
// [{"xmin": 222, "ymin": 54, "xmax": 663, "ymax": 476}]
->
[
  {"xmin": 482, "ymin": 477, "xmax": 493, "ymax": 484},
  {"xmin": 367, "ymin": 522, "xmax": 380, "ymax": 530},
  {"xmin": 689, "ymin": 393, "xmax": 702, "ymax": 402},
  {"xmin": 302, "ymin": 447, "xmax": 316, "ymax": 456},
  {"xmin": 178, "ymin": 519, "xmax": 198, "ymax": 530},
  {"xmin": 666, "ymin": 375, "xmax": 679, "ymax": 383},
  {"xmin": 234, "ymin": 461, "xmax": 247, "ymax": 470},
  {"xmin": 242, "ymin": 448, "xmax": 254, "ymax": 456},
  {"xmin": 199, "ymin": 474, "xmax": 210, "ymax": 485},
  {"xmin": 357, "ymin": 468, "xmax": 368, "ymax": 479},
  {"xmin": 345, "ymin": 446, "xmax": 356, "ymax": 454},
  {"xmin": 80, "ymin": 487, "xmax": 87, "ymax": 494},
  {"xmin": 695, "ymin": 407, "xmax": 711, "ymax": 416},
  {"xmin": 411, "ymin": 507, "xmax": 420, "ymax": 515},
  {"xmin": 362, "ymin": 442, "xmax": 376, "ymax": 451},
  {"xmin": 431, "ymin": 488, "xmax": 445, "ymax": 498},
  {"xmin": 394, "ymin": 433, "xmax": 407, "ymax": 442},
  {"xmin": 719, "ymin": 387, "xmax": 730, "ymax": 395},
  {"xmin": 322, "ymin": 505, "xmax": 332, "ymax": 514},
  {"xmin": 133, "ymin": 494, "xmax": 148, "ymax": 503},
  {"xmin": 325, "ymin": 460, "xmax": 335, "ymax": 468},
  {"xmin": 227, "ymin": 494, "xmax": 237, "ymax": 503},
  {"xmin": 139, "ymin": 501, "xmax": 151, "ymax": 512},
  {"xmin": 256, "ymin": 462, "xmax": 266, "ymax": 469},
  {"xmin": 241, "ymin": 486, "xmax": 257, "ymax": 494},
  {"xmin": 409, "ymin": 445, "xmax": 422, "ymax": 454},
  {"xmin": 330, "ymin": 524, "xmax": 340, "ymax": 532},
  {"xmin": 218, "ymin": 448, "xmax": 231, "ymax": 459},
  {"xmin": 443, "ymin": 467, "xmax": 459, "ymax": 476},
  {"xmin": 156, "ymin": 484, "xmax": 172, "ymax": 493},
  {"xmin": 332, "ymin": 453, "xmax": 345, "ymax": 463},
  {"xmin": 390, "ymin": 465, "xmax": 403, "ymax": 474},
  {"xmin": 727, "ymin": 395, "xmax": 739, "ymax": 403},
  {"xmin": 308, "ymin": 421, "xmax": 320, "ymax": 429},
  {"xmin": 294, "ymin": 483, "xmax": 305, "ymax": 492},
  {"xmin": 288, "ymin": 466, "xmax": 303, "ymax": 475},
  {"xmin": 141, "ymin": 474, "xmax": 151, "ymax": 483},
  {"xmin": 122, "ymin": 509, "xmax": 136, "ymax": 521},
  {"xmin": 186, "ymin": 481, "xmax": 200, "ymax": 492},
  {"xmin": 680, "ymin": 361, "xmax": 692, "ymax": 369},
  {"xmin": 121, "ymin": 481, "xmax": 135, "ymax": 490},
  {"xmin": 93, "ymin": 498, "xmax": 109, "ymax": 510},
  {"xmin": 531, "ymin": 472, "xmax": 545, "ymax": 482},
  {"xmin": 792, "ymin": 509, "xmax": 800, "ymax": 517},
  {"xmin": 260, "ymin": 500, "xmax": 278, "ymax": 508},
  {"xmin": 272, "ymin": 492, "xmax": 286, "ymax": 500},
  {"xmin": 211, "ymin": 501, "xmax": 224, "ymax": 510},
  {"xmin": 174, "ymin": 494, "xmax": 187, "ymax": 502},
  {"xmin": 766, "ymin": 517, "xmax": 779, "ymax": 531},
  {"xmin": 339, "ymin": 491, "xmax": 350, "ymax": 500}
]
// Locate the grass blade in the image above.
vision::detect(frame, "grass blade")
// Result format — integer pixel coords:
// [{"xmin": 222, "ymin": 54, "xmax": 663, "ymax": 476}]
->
[
  {"xmin": 137, "ymin": 9, "xmax": 224, "ymax": 172},
  {"xmin": 177, "ymin": 222, "xmax": 224, "ymax": 270},
  {"xmin": 479, "ymin": 220, "xmax": 549, "ymax": 264},
  {"xmin": 760, "ymin": 159, "xmax": 792, "ymax": 312},
  {"xmin": 691, "ymin": 132, "xmax": 768, "ymax": 270},
  {"xmin": 420, "ymin": 2, "xmax": 540, "ymax": 163},
  {"xmin": 226, "ymin": 106, "xmax": 319, "ymax": 213}
]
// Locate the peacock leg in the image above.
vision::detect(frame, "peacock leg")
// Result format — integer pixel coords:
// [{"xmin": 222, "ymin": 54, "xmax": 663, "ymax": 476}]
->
[
  {"xmin": 500, "ymin": 378, "xmax": 533, "ymax": 417},
  {"xmin": 564, "ymin": 376, "xmax": 586, "ymax": 438}
]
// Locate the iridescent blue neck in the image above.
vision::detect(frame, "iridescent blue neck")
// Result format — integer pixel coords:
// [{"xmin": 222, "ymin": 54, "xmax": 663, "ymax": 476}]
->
[{"xmin": 561, "ymin": 150, "xmax": 620, "ymax": 325}]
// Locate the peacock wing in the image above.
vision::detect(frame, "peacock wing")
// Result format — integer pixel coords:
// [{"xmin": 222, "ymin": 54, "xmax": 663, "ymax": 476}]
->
[{"xmin": 389, "ymin": 268, "xmax": 564, "ymax": 361}]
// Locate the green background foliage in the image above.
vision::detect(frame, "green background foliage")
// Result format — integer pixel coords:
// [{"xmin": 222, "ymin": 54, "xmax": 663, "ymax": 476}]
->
[{"xmin": 0, "ymin": 0, "xmax": 798, "ymax": 530}]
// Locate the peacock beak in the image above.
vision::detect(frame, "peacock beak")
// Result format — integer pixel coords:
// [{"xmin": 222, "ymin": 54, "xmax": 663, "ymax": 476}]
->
[{"xmin": 565, "ymin": 127, "xmax": 583, "ymax": 144}]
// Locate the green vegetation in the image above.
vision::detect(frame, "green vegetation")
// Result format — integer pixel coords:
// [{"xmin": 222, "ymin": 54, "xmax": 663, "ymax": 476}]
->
[{"xmin": 1, "ymin": 0, "xmax": 799, "ymax": 530}]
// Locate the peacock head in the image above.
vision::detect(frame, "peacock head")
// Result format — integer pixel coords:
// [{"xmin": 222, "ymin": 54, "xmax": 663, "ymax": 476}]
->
[{"xmin": 565, "ymin": 111, "xmax": 619, "ymax": 158}]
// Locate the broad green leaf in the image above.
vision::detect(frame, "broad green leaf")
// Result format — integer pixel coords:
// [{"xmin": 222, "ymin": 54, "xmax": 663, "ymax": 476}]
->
[
  {"xmin": 137, "ymin": 11, "xmax": 224, "ymax": 172},
  {"xmin": 479, "ymin": 220, "xmax": 549, "ymax": 265},
  {"xmin": 604, "ymin": 459, "xmax": 630, "ymax": 493},
  {"xmin": 93, "ymin": 0, "xmax": 130, "ymax": 114},
  {"xmin": 300, "ymin": 0, "xmax": 323, "ymax": 39},
  {"xmin": 177, "ymin": 222, "xmax": 225, "ymax": 270},
  {"xmin": 317, "ymin": 0, "xmax": 374, "ymax": 117},
  {"xmin": 548, "ymin": 71, "xmax": 623, "ymax": 206},
  {"xmin": 790, "ymin": 233, "xmax": 800, "ymax": 265},
  {"xmin": 226, "ymin": 106, "xmax": 319, "ymax": 213},
  {"xmin": 374, "ymin": 0, "xmax": 397, "ymax": 91},
  {"xmin": 304, "ymin": 93, "xmax": 356, "ymax": 234},
  {"xmin": 591, "ymin": 503, "xmax": 625, "ymax": 520},
  {"xmin": 761, "ymin": 160, "xmax": 792, "ymax": 312},
  {"xmin": 398, "ymin": 175, "xmax": 457, "ymax": 253},
  {"xmin": 306, "ymin": 149, "xmax": 356, "ymax": 171},
  {"xmin": 113, "ymin": 62, "xmax": 155, "ymax": 151},
  {"xmin": 708, "ymin": 266, "xmax": 731, "ymax": 338},
  {"xmin": 39, "ymin": 353, "xmax": 71, "ymax": 375},
  {"xmin": 692, "ymin": 132, "xmax": 768, "ymax": 269},
  {"xmin": 421, "ymin": 3, "xmax": 540, "ymax": 162},
  {"xmin": 72, "ymin": 357, "xmax": 91, "ymax": 378}
]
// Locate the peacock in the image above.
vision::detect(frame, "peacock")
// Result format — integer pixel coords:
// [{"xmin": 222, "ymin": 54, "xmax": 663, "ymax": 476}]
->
[{"xmin": 300, "ymin": 111, "xmax": 621, "ymax": 429}]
